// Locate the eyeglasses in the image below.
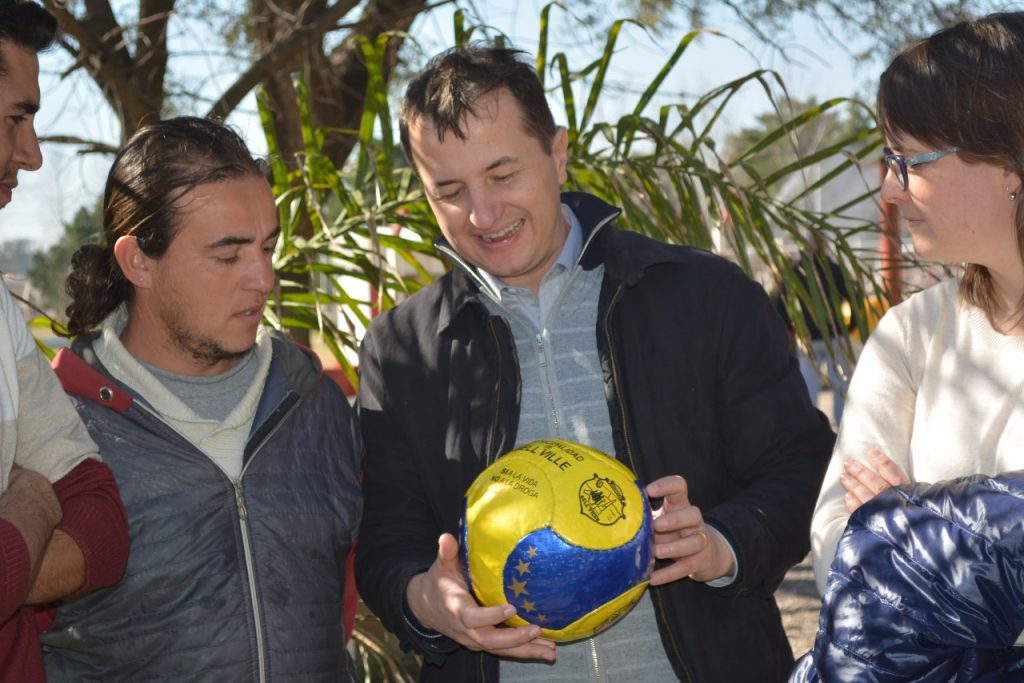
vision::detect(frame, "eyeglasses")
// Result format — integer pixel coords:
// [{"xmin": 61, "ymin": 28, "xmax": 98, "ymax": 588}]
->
[{"xmin": 882, "ymin": 146, "xmax": 959, "ymax": 191}]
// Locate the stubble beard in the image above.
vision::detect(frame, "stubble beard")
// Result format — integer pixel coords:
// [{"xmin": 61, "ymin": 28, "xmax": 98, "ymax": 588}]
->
[{"xmin": 161, "ymin": 309, "xmax": 253, "ymax": 369}]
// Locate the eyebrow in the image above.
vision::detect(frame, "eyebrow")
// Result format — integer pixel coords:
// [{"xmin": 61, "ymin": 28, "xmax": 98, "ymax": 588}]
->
[
  {"xmin": 434, "ymin": 155, "xmax": 518, "ymax": 188},
  {"xmin": 205, "ymin": 226, "xmax": 281, "ymax": 249},
  {"xmin": 11, "ymin": 100, "xmax": 39, "ymax": 115}
]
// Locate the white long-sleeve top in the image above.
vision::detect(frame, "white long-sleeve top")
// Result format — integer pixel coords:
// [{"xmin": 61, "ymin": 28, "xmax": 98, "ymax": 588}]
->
[
  {"xmin": 811, "ymin": 277, "xmax": 1024, "ymax": 595},
  {"xmin": 0, "ymin": 284, "xmax": 97, "ymax": 489}
]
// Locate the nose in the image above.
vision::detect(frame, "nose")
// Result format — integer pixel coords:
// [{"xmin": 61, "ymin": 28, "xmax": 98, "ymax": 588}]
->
[
  {"xmin": 14, "ymin": 122, "xmax": 42, "ymax": 172},
  {"xmin": 467, "ymin": 187, "xmax": 501, "ymax": 229},
  {"xmin": 879, "ymin": 166, "xmax": 906, "ymax": 205},
  {"xmin": 249, "ymin": 250, "xmax": 275, "ymax": 295}
]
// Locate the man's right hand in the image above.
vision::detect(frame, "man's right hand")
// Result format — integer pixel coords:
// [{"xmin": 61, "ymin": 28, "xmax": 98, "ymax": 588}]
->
[
  {"xmin": 0, "ymin": 466, "xmax": 62, "ymax": 579},
  {"xmin": 406, "ymin": 533, "xmax": 557, "ymax": 662}
]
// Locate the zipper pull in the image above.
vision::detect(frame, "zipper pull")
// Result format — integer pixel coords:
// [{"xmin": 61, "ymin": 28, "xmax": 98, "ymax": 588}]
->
[{"xmin": 235, "ymin": 480, "xmax": 248, "ymax": 521}]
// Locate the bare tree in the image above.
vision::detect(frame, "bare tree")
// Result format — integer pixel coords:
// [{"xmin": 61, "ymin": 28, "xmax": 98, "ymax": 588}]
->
[
  {"xmin": 42, "ymin": 0, "xmax": 432, "ymax": 163},
  {"xmin": 41, "ymin": 0, "xmax": 435, "ymax": 347},
  {"xmin": 243, "ymin": 0, "xmax": 429, "ymax": 168}
]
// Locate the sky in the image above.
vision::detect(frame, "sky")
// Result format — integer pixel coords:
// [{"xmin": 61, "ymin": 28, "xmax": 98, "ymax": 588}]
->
[{"xmin": 0, "ymin": 1, "xmax": 880, "ymax": 251}]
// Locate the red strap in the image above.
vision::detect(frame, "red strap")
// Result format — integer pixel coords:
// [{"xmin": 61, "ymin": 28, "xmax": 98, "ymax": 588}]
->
[{"xmin": 51, "ymin": 348, "xmax": 133, "ymax": 413}]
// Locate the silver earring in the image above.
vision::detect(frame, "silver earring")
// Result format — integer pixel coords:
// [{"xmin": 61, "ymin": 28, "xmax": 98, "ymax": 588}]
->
[{"xmin": 1012, "ymin": 191, "xmax": 1019, "ymax": 201}]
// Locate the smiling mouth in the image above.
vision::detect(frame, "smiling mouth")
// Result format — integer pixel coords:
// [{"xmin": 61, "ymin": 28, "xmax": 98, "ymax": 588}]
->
[{"xmin": 480, "ymin": 218, "xmax": 524, "ymax": 243}]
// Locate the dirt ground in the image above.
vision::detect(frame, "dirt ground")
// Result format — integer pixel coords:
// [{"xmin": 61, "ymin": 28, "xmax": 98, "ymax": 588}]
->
[{"xmin": 778, "ymin": 555, "xmax": 822, "ymax": 658}]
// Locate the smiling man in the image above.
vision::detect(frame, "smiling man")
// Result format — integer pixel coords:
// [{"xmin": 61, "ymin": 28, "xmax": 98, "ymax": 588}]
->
[
  {"xmin": 0, "ymin": 3, "xmax": 129, "ymax": 682},
  {"xmin": 356, "ymin": 44, "xmax": 836, "ymax": 682},
  {"xmin": 39, "ymin": 117, "xmax": 362, "ymax": 681}
]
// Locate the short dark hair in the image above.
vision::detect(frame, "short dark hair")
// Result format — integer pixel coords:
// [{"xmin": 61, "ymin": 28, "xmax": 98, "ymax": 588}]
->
[
  {"xmin": 0, "ymin": 1, "xmax": 58, "ymax": 74},
  {"xmin": 399, "ymin": 43, "xmax": 557, "ymax": 163},
  {"xmin": 64, "ymin": 116, "xmax": 268, "ymax": 337},
  {"xmin": 877, "ymin": 11, "xmax": 1024, "ymax": 323}
]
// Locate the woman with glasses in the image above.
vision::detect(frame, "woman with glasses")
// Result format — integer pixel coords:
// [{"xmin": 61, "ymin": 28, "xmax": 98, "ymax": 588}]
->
[{"xmin": 793, "ymin": 11, "xmax": 1024, "ymax": 681}]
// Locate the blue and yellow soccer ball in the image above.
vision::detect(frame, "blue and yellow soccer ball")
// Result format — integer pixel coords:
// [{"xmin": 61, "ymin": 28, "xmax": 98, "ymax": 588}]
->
[{"xmin": 459, "ymin": 439, "xmax": 654, "ymax": 643}]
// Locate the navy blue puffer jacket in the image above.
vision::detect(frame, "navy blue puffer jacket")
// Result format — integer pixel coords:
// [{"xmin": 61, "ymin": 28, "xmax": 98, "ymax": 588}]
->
[{"xmin": 791, "ymin": 473, "xmax": 1024, "ymax": 682}]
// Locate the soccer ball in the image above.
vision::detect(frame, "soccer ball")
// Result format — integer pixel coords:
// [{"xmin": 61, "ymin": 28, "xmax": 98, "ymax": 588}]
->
[{"xmin": 459, "ymin": 439, "xmax": 655, "ymax": 643}]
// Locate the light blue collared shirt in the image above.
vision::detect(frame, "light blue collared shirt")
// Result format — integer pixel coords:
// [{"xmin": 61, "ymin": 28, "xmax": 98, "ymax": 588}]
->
[
  {"xmin": 476, "ymin": 204, "xmax": 582, "ymax": 333},
  {"xmin": 476, "ymin": 202, "xmax": 740, "ymax": 588}
]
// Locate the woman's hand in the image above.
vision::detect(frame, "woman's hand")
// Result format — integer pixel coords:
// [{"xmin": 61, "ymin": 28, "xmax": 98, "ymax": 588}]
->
[{"xmin": 840, "ymin": 449, "xmax": 910, "ymax": 513}]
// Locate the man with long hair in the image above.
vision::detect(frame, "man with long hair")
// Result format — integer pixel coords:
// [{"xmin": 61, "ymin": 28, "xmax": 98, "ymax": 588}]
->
[{"xmin": 40, "ymin": 116, "xmax": 362, "ymax": 680}]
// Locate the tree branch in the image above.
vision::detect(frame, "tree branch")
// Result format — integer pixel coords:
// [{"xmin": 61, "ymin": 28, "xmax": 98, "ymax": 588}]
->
[
  {"xmin": 38, "ymin": 135, "xmax": 119, "ymax": 156},
  {"xmin": 42, "ymin": 0, "xmax": 157, "ymax": 137},
  {"xmin": 207, "ymin": 0, "xmax": 362, "ymax": 120},
  {"xmin": 311, "ymin": 0, "xmax": 432, "ymax": 162},
  {"xmin": 133, "ymin": 0, "xmax": 176, "ymax": 110}
]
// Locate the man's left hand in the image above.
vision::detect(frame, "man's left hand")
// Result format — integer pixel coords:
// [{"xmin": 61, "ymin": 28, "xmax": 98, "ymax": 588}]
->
[{"xmin": 645, "ymin": 475, "xmax": 735, "ymax": 585}]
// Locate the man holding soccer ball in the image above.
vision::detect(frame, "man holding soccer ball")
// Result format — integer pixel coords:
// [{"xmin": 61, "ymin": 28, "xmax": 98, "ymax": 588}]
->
[{"xmin": 356, "ymin": 44, "xmax": 835, "ymax": 682}]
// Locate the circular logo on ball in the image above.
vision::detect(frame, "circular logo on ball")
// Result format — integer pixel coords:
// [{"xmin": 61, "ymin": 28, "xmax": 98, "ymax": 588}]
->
[{"xmin": 579, "ymin": 474, "xmax": 627, "ymax": 525}]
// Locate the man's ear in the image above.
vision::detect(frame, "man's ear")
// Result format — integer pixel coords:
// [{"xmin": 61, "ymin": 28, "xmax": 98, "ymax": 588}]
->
[
  {"xmin": 113, "ymin": 236, "xmax": 152, "ymax": 289},
  {"xmin": 552, "ymin": 127, "xmax": 569, "ymax": 184}
]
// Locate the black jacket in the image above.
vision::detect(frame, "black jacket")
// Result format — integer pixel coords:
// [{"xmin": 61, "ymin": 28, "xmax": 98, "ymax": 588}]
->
[{"xmin": 356, "ymin": 192, "xmax": 834, "ymax": 682}]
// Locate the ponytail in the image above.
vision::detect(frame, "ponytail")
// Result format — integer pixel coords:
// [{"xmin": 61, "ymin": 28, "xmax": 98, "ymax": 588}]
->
[{"xmin": 63, "ymin": 244, "xmax": 132, "ymax": 338}]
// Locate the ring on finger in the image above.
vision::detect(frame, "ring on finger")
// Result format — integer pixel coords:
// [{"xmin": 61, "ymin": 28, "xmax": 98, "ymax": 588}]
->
[{"xmin": 696, "ymin": 529, "xmax": 709, "ymax": 550}]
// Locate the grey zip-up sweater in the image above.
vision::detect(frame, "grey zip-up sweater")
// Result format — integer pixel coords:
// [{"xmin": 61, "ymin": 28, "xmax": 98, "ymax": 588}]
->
[{"xmin": 42, "ymin": 330, "xmax": 362, "ymax": 682}]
